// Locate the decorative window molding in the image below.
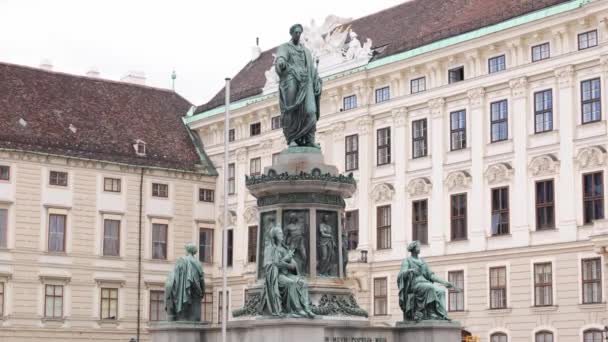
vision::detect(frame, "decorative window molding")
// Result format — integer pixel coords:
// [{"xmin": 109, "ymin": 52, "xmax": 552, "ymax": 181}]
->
[
  {"xmin": 243, "ymin": 206, "xmax": 258, "ymax": 225},
  {"xmin": 94, "ymin": 278, "xmax": 126, "ymax": 287},
  {"xmin": 407, "ymin": 177, "xmax": 432, "ymax": 198},
  {"xmin": 39, "ymin": 274, "xmax": 71, "ymax": 284},
  {"xmin": 576, "ymin": 146, "xmax": 607, "ymax": 170},
  {"xmin": 371, "ymin": 183, "xmax": 395, "ymax": 203},
  {"xmin": 445, "ymin": 170, "xmax": 472, "ymax": 192},
  {"xmin": 485, "ymin": 162, "xmax": 513, "ymax": 185},
  {"xmin": 528, "ymin": 154, "xmax": 560, "ymax": 177}
]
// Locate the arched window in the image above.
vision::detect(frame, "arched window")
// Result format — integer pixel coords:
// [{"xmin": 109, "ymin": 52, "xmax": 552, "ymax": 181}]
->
[
  {"xmin": 583, "ymin": 329, "xmax": 603, "ymax": 342},
  {"xmin": 535, "ymin": 331, "xmax": 554, "ymax": 342},
  {"xmin": 490, "ymin": 332, "xmax": 507, "ymax": 342}
]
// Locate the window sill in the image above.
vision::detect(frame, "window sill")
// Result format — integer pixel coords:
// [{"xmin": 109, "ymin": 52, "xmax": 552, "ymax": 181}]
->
[
  {"xmin": 533, "ymin": 228, "xmax": 557, "ymax": 233},
  {"xmin": 448, "ymin": 238, "xmax": 468, "ymax": 244},
  {"xmin": 45, "ymin": 251, "xmax": 68, "ymax": 256},
  {"xmin": 486, "ymin": 308, "xmax": 512, "ymax": 314},
  {"xmin": 530, "ymin": 305, "xmax": 558, "ymax": 312},
  {"xmin": 578, "ymin": 302, "xmax": 606, "ymax": 310},
  {"xmin": 42, "ymin": 317, "xmax": 66, "ymax": 323},
  {"xmin": 487, "ymin": 233, "xmax": 511, "ymax": 239},
  {"xmin": 100, "ymin": 255, "xmax": 123, "ymax": 260},
  {"xmin": 447, "ymin": 310, "xmax": 468, "ymax": 316},
  {"xmin": 487, "ymin": 139, "xmax": 512, "ymax": 147}
]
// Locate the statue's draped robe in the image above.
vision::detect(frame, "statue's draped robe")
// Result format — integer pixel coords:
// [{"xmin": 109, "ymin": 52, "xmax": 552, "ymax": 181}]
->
[
  {"xmin": 397, "ymin": 257, "xmax": 448, "ymax": 321},
  {"xmin": 275, "ymin": 41, "xmax": 321, "ymax": 145},
  {"xmin": 165, "ymin": 255, "xmax": 205, "ymax": 321},
  {"xmin": 317, "ymin": 223, "xmax": 335, "ymax": 275},
  {"xmin": 259, "ymin": 241, "xmax": 311, "ymax": 316}
]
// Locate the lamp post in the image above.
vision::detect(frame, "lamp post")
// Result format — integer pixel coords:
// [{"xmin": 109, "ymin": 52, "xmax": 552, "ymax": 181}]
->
[{"xmin": 221, "ymin": 78, "xmax": 231, "ymax": 342}]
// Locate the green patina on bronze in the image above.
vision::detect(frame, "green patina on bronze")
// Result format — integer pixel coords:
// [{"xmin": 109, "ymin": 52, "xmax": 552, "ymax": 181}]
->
[
  {"xmin": 246, "ymin": 171, "xmax": 356, "ymax": 187},
  {"xmin": 164, "ymin": 243, "xmax": 205, "ymax": 321},
  {"xmin": 257, "ymin": 192, "xmax": 345, "ymax": 208},
  {"xmin": 397, "ymin": 241, "xmax": 459, "ymax": 322},
  {"xmin": 276, "ymin": 24, "xmax": 322, "ymax": 148}
]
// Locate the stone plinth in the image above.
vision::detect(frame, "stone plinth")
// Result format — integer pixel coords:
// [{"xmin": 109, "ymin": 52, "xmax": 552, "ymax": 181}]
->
[
  {"xmin": 149, "ymin": 319, "xmax": 462, "ymax": 342},
  {"xmin": 395, "ymin": 320, "xmax": 462, "ymax": 342}
]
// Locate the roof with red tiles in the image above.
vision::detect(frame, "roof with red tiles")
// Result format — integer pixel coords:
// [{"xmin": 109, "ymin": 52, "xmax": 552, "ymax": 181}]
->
[{"xmin": 0, "ymin": 62, "xmax": 216, "ymax": 174}]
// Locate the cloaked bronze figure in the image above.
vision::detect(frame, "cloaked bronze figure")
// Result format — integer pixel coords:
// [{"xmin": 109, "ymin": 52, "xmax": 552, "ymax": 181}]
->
[
  {"xmin": 276, "ymin": 23, "xmax": 322, "ymax": 148},
  {"xmin": 397, "ymin": 241, "xmax": 457, "ymax": 322},
  {"xmin": 164, "ymin": 243, "xmax": 205, "ymax": 321}
]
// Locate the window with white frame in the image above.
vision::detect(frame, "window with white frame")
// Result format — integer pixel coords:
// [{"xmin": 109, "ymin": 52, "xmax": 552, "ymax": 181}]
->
[
  {"xmin": 448, "ymin": 270, "xmax": 464, "ymax": 312},
  {"xmin": 149, "ymin": 290, "xmax": 165, "ymax": 321},
  {"xmin": 44, "ymin": 284, "xmax": 63, "ymax": 318},
  {"xmin": 410, "ymin": 77, "xmax": 426, "ymax": 94},
  {"xmin": 375, "ymin": 86, "xmax": 390, "ymax": 103},
  {"xmin": 490, "ymin": 100, "xmax": 508, "ymax": 142},
  {"xmin": 583, "ymin": 329, "xmax": 603, "ymax": 342},
  {"xmin": 488, "ymin": 55, "xmax": 506, "ymax": 74},
  {"xmin": 152, "ymin": 183, "xmax": 168, "ymax": 198},
  {"xmin": 449, "ymin": 110, "xmax": 466, "ymax": 150},
  {"xmin": 582, "ymin": 257, "xmax": 602, "ymax": 304},
  {"xmin": 490, "ymin": 333, "xmax": 507, "ymax": 342},
  {"xmin": 373, "ymin": 277, "xmax": 387, "ymax": 316},
  {"xmin": 48, "ymin": 213, "xmax": 66, "ymax": 252},
  {"xmin": 250, "ymin": 157, "xmax": 261, "ymax": 176},
  {"xmin": 100, "ymin": 287, "xmax": 118, "ymax": 320},
  {"xmin": 0, "ymin": 165, "xmax": 9, "ymax": 181},
  {"xmin": 412, "ymin": 119, "xmax": 427, "ymax": 158},
  {"xmin": 581, "ymin": 78, "xmax": 601, "ymax": 124},
  {"xmin": 534, "ymin": 89, "xmax": 553, "ymax": 133},
  {"xmin": 376, "ymin": 127, "xmax": 391, "ymax": 166},
  {"xmin": 199, "ymin": 188, "xmax": 215, "ymax": 202},
  {"xmin": 271, "ymin": 116, "xmax": 281, "ymax": 130},
  {"xmin": 578, "ymin": 30, "xmax": 598, "ymax": 50},
  {"xmin": 489, "ymin": 266, "xmax": 507, "ymax": 309},
  {"xmin": 103, "ymin": 219, "xmax": 120, "ymax": 256},
  {"xmin": 343, "ymin": 94, "xmax": 357, "ymax": 110},
  {"xmin": 532, "ymin": 42, "xmax": 550, "ymax": 62},
  {"xmin": 535, "ymin": 331, "xmax": 553, "ymax": 342},
  {"xmin": 49, "ymin": 171, "xmax": 68, "ymax": 187},
  {"xmin": 152, "ymin": 223, "xmax": 168, "ymax": 260},
  {"xmin": 103, "ymin": 177, "xmax": 121, "ymax": 193},
  {"xmin": 534, "ymin": 262, "xmax": 553, "ymax": 306}
]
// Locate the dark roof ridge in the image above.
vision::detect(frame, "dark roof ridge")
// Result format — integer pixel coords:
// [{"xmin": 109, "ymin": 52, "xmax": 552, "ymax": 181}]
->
[{"xmin": 0, "ymin": 60, "xmax": 186, "ymax": 101}]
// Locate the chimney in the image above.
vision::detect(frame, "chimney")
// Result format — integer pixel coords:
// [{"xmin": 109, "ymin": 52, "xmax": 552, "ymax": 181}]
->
[
  {"xmin": 120, "ymin": 70, "xmax": 146, "ymax": 85},
  {"xmin": 251, "ymin": 37, "xmax": 261, "ymax": 62},
  {"xmin": 85, "ymin": 66, "xmax": 100, "ymax": 78},
  {"xmin": 39, "ymin": 58, "xmax": 53, "ymax": 71}
]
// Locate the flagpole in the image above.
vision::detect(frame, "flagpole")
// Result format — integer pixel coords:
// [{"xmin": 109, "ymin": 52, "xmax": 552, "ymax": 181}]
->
[{"xmin": 222, "ymin": 77, "xmax": 231, "ymax": 342}]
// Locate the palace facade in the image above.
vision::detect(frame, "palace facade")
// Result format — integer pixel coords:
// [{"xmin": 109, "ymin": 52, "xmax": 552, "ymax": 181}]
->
[
  {"xmin": 0, "ymin": 62, "xmax": 217, "ymax": 341},
  {"xmin": 186, "ymin": 0, "xmax": 608, "ymax": 341}
]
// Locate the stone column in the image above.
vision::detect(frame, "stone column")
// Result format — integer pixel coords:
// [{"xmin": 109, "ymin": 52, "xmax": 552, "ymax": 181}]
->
[
  {"xmin": 332, "ymin": 122, "xmax": 346, "ymax": 173},
  {"xmin": 555, "ymin": 65, "xmax": 577, "ymax": 237},
  {"xmin": 509, "ymin": 77, "xmax": 530, "ymax": 246},
  {"xmin": 428, "ymin": 98, "xmax": 446, "ymax": 255},
  {"xmin": 467, "ymin": 88, "xmax": 487, "ymax": 251},
  {"xmin": 392, "ymin": 107, "xmax": 408, "ymax": 253},
  {"xmin": 356, "ymin": 115, "xmax": 374, "ymax": 253}
]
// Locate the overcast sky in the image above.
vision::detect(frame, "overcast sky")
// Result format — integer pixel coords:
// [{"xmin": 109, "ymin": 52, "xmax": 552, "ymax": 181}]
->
[{"xmin": 0, "ymin": 0, "xmax": 403, "ymax": 105}]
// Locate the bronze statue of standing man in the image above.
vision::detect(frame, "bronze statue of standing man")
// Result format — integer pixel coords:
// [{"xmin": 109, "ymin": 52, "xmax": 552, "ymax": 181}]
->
[{"xmin": 276, "ymin": 24, "xmax": 322, "ymax": 148}]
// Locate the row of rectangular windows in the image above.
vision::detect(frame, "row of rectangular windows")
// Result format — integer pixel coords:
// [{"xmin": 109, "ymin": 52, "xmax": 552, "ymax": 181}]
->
[
  {"xmin": 0, "ymin": 167, "xmax": 216, "ymax": 203},
  {"xmin": 0, "ymin": 283, "xmax": 223, "ymax": 323},
  {"xmin": 372, "ymin": 257, "xmax": 602, "ymax": 316},
  {"xmin": 366, "ymin": 172, "xmax": 604, "ymax": 251},
  {"xmin": 343, "ymin": 77, "xmax": 602, "ymax": 170},
  {"xmin": 488, "ymin": 330, "xmax": 603, "ymax": 342},
  {"xmin": 222, "ymin": 31, "xmax": 599, "ymax": 142}
]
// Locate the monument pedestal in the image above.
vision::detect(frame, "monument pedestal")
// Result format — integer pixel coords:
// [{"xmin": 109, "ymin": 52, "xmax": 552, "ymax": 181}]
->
[
  {"xmin": 396, "ymin": 320, "xmax": 462, "ymax": 342},
  {"xmin": 149, "ymin": 319, "xmax": 462, "ymax": 342}
]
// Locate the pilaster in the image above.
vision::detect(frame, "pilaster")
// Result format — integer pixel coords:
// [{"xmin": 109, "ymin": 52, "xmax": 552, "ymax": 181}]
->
[
  {"xmin": 235, "ymin": 147, "xmax": 248, "ymax": 267},
  {"xmin": 355, "ymin": 115, "xmax": 374, "ymax": 253},
  {"xmin": 428, "ymin": 98, "xmax": 446, "ymax": 255},
  {"xmin": 467, "ymin": 88, "xmax": 487, "ymax": 251},
  {"xmin": 392, "ymin": 107, "xmax": 408, "ymax": 251},
  {"xmin": 331, "ymin": 122, "xmax": 346, "ymax": 173},
  {"xmin": 509, "ymin": 77, "xmax": 530, "ymax": 246},
  {"xmin": 555, "ymin": 65, "xmax": 578, "ymax": 236}
]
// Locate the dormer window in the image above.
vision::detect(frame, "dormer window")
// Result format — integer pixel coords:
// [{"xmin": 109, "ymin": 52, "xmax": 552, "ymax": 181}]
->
[{"xmin": 134, "ymin": 140, "xmax": 146, "ymax": 156}]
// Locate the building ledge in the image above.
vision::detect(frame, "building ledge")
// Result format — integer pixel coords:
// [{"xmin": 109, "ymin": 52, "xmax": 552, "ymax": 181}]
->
[
  {"xmin": 486, "ymin": 308, "xmax": 512, "ymax": 315},
  {"xmin": 577, "ymin": 302, "xmax": 606, "ymax": 311},
  {"xmin": 530, "ymin": 305, "xmax": 558, "ymax": 312}
]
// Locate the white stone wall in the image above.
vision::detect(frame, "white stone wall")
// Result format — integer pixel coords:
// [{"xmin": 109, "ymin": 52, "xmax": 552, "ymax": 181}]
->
[
  {"xmin": 0, "ymin": 151, "xmax": 216, "ymax": 342},
  {"xmin": 190, "ymin": 1, "xmax": 608, "ymax": 340}
]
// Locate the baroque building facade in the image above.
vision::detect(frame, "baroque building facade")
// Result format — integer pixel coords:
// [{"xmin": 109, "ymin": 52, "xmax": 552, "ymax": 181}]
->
[
  {"xmin": 0, "ymin": 63, "xmax": 217, "ymax": 341},
  {"xmin": 186, "ymin": 0, "xmax": 608, "ymax": 341}
]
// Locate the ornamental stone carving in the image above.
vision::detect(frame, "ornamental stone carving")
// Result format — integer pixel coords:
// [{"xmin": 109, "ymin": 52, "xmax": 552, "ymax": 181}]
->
[
  {"xmin": 484, "ymin": 162, "xmax": 514, "ymax": 184},
  {"xmin": 467, "ymin": 88, "xmax": 485, "ymax": 109},
  {"xmin": 600, "ymin": 54, "xmax": 608, "ymax": 75},
  {"xmin": 554, "ymin": 65, "xmax": 574, "ymax": 89},
  {"xmin": 243, "ymin": 206, "xmax": 259, "ymax": 224},
  {"xmin": 217, "ymin": 209, "xmax": 237, "ymax": 227},
  {"xmin": 428, "ymin": 98, "xmax": 445, "ymax": 119},
  {"xmin": 576, "ymin": 146, "xmax": 607, "ymax": 169},
  {"xmin": 509, "ymin": 77, "xmax": 528, "ymax": 99},
  {"xmin": 371, "ymin": 183, "xmax": 395, "ymax": 203},
  {"xmin": 392, "ymin": 107, "xmax": 408, "ymax": 127},
  {"xmin": 528, "ymin": 154, "xmax": 560, "ymax": 177},
  {"xmin": 407, "ymin": 177, "xmax": 432, "ymax": 197},
  {"xmin": 236, "ymin": 148, "xmax": 248, "ymax": 163},
  {"xmin": 445, "ymin": 170, "xmax": 472, "ymax": 192},
  {"xmin": 332, "ymin": 122, "xmax": 346, "ymax": 139},
  {"xmin": 357, "ymin": 116, "xmax": 373, "ymax": 134}
]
